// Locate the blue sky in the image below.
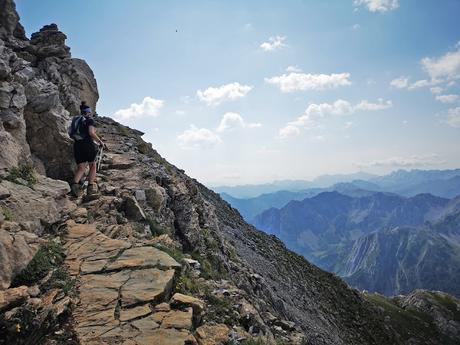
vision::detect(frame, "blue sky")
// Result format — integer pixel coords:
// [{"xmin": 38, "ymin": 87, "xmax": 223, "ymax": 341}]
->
[{"xmin": 17, "ymin": 0, "xmax": 460, "ymax": 186}]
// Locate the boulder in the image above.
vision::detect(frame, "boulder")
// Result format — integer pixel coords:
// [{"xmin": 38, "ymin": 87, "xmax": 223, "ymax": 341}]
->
[
  {"xmin": 158, "ymin": 308, "xmax": 193, "ymax": 330},
  {"xmin": 170, "ymin": 293, "xmax": 205, "ymax": 314},
  {"xmin": 0, "ymin": 285, "xmax": 28, "ymax": 311},
  {"xmin": 0, "ymin": 229, "xmax": 41, "ymax": 289},
  {"xmin": 0, "ymin": 184, "xmax": 10, "ymax": 199},
  {"xmin": 29, "ymin": 24, "xmax": 70, "ymax": 59},
  {"xmin": 195, "ymin": 324, "xmax": 230, "ymax": 345},
  {"xmin": 145, "ymin": 184, "xmax": 167, "ymax": 211},
  {"xmin": 0, "ymin": 179, "xmax": 69, "ymax": 232},
  {"xmin": 122, "ymin": 195, "xmax": 146, "ymax": 221}
]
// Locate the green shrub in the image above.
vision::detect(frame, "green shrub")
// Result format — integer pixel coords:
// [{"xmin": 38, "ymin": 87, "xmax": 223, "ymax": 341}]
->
[
  {"xmin": 147, "ymin": 217, "xmax": 167, "ymax": 237},
  {"xmin": 204, "ymin": 291, "xmax": 239, "ymax": 326},
  {"xmin": 42, "ymin": 267, "xmax": 75, "ymax": 295},
  {"xmin": 175, "ymin": 272, "xmax": 207, "ymax": 295},
  {"xmin": 2, "ymin": 207, "xmax": 13, "ymax": 221},
  {"xmin": 154, "ymin": 243, "xmax": 184, "ymax": 262},
  {"xmin": 6, "ymin": 165, "xmax": 38, "ymax": 187},
  {"xmin": 117, "ymin": 125, "xmax": 130, "ymax": 136},
  {"xmin": 137, "ymin": 141, "xmax": 152, "ymax": 154},
  {"xmin": 12, "ymin": 240, "xmax": 65, "ymax": 287}
]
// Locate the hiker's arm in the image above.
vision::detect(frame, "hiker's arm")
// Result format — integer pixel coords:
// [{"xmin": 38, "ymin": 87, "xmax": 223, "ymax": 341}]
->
[{"xmin": 88, "ymin": 126, "xmax": 104, "ymax": 146}]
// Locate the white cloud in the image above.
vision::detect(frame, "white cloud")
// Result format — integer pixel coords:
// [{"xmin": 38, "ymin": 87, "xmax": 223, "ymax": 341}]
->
[
  {"xmin": 114, "ymin": 96, "xmax": 164, "ymax": 120},
  {"xmin": 352, "ymin": 24, "xmax": 361, "ymax": 30},
  {"xmin": 447, "ymin": 107, "xmax": 460, "ymax": 128},
  {"xmin": 279, "ymin": 98, "xmax": 391, "ymax": 138},
  {"xmin": 354, "ymin": 0, "xmax": 400, "ymax": 12},
  {"xmin": 216, "ymin": 112, "xmax": 261, "ymax": 132},
  {"xmin": 390, "ymin": 77, "xmax": 442, "ymax": 90},
  {"xmin": 175, "ymin": 110, "xmax": 186, "ymax": 115},
  {"xmin": 354, "ymin": 98, "xmax": 393, "ymax": 111},
  {"xmin": 435, "ymin": 94, "xmax": 460, "ymax": 104},
  {"xmin": 390, "ymin": 76, "xmax": 409, "ymax": 89},
  {"xmin": 265, "ymin": 72, "xmax": 352, "ymax": 92},
  {"xmin": 355, "ymin": 154, "xmax": 444, "ymax": 168},
  {"xmin": 391, "ymin": 44, "xmax": 460, "ymax": 91},
  {"xmin": 407, "ymin": 79, "xmax": 441, "ymax": 90},
  {"xmin": 286, "ymin": 65, "xmax": 302, "ymax": 73},
  {"xmin": 421, "ymin": 46, "xmax": 460, "ymax": 81},
  {"xmin": 260, "ymin": 36, "xmax": 287, "ymax": 52},
  {"xmin": 279, "ymin": 125, "xmax": 300, "ymax": 138},
  {"xmin": 197, "ymin": 82, "xmax": 253, "ymax": 106},
  {"xmin": 430, "ymin": 86, "xmax": 443, "ymax": 94},
  {"xmin": 177, "ymin": 125, "xmax": 222, "ymax": 149}
]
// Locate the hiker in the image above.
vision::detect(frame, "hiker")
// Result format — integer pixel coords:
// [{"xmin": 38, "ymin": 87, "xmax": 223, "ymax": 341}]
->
[{"xmin": 69, "ymin": 102, "xmax": 106, "ymax": 197}]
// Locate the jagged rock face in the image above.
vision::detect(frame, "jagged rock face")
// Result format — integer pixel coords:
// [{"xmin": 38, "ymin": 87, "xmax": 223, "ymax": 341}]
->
[
  {"xmin": 29, "ymin": 24, "xmax": 70, "ymax": 59},
  {"xmin": 0, "ymin": 0, "xmax": 26, "ymax": 40},
  {"xmin": 0, "ymin": 0, "xmax": 98, "ymax": 179}
]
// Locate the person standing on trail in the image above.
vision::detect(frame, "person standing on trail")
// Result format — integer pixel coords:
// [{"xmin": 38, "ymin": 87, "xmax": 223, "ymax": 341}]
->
[{"xmin": 69, "ymin": 102, "xmax": 106, "ymax": 197}]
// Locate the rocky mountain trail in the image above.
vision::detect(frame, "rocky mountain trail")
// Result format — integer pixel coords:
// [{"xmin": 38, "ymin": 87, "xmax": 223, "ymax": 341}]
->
[{"xmin": 1, "ymin": 116, "xmax": 305, "ymax": 344}]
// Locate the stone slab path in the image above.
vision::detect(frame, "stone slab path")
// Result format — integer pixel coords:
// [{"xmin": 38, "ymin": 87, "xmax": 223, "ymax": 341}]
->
[{"xmin": 64, "ymin": 222, "xmax": 198, "ymax": 345}]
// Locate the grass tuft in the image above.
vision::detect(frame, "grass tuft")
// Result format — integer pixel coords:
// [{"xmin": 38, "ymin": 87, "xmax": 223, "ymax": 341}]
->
[
  {"xmin": 12, "ymin": 240, "xmax": 65, "ymax": 287},
  {"xmin": 2, "ymin": 207, "xmax": 14, "ymax": 221},
  {"xmin": 6, "ymin": 165, "xmax": 38, "ymax": 187}
]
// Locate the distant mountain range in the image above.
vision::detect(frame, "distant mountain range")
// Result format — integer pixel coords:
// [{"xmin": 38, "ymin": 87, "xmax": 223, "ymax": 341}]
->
[
  {"xmin": 253, "ymin": 191, "xmax": 460, "ymax": 297},
  {"xmin": 215, "ymin": 168, "xmax": 460, "ymax": 198},
  {"xmin": 218, "ymin": 169, "xmax": 460, "ymax": 223},
  {"xmin": 213, "ymin": 172, "xmax": 376, "ymax": 198}
]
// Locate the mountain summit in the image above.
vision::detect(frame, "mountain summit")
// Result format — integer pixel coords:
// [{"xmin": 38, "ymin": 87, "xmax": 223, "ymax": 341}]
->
[{"xmin": 0, "ymin": 1, "xmax": 459, "ymax": 344}]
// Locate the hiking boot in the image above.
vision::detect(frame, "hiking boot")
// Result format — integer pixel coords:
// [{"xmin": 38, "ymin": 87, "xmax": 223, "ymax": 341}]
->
[
  {"xmin": 70, "ymin": 183, "xmax": 81, "ymax": 197},
  {"xmin": 87, "ymin": 183, "xmax": 99, "ymax": 196}
]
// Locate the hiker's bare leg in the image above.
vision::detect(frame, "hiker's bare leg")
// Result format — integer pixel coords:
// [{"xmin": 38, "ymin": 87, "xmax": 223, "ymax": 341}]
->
[
  {"xmin": 73, "ymin": 163, "xmax": 87, "ymax": 184},
  {"xmin": 88, "ymin": 162, "xmax": 97, "ymax": 184}
]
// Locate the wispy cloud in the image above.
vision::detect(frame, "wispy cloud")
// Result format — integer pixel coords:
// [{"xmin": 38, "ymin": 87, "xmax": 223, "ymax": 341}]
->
[
  {"xmin": 430, "ymin": 86, "xmax": 443, "ymax": 94},
  {"xmin": 265, "ymin": 72, "xmax": 352, "ymax": 92},
  {"xmin": 279, "ymin": 125, "xmax": 301, "ymax": 138},
  {"xmin": 279, "ymin": 98, "xmax": 392, "ymax": 138},
  {"xmin": 260, "ymin": 36, "xmax": 287, "ymax": 52},
  {"xmin": 435, "ymin": 94, "xmax": 460, "ymax": 104},
  {"xmin": 114, "ymin": 96, "xmax": 164, "ymax": 120},
  {"xmin": 390, "ymin": 76, "xmax": 409, "ymax": 89},
  {"xmin": 286, "ymin": 65, "xmax": 302, "ymax": 73},
  {"xmin": 446, "ymin": 107, "xmax": 460, "ymax": 128},
  {"xmin": 354, "ymin": 0, "xmax": 400, "ymax": 13},
  {"xmin": 355, "ymin": 154, "xmax": 445, "ymax": 168},
  {"xmin": 197, "ymin": 82, "xmax": 253, "ymax": 106},
  {"xmin": 390, "ymin": 43, "xmax": 460, "ymax": 92},
  {"xmin": 216, "ymin": 112, "xmax": 261, "ymax": 132},
  {"xmin": 177, "ymin": 125, "xmax": 222, "ymax": 150},
  {"xmin": 390, "ymin": 76, "xmax": 442, "ymax": 90}
]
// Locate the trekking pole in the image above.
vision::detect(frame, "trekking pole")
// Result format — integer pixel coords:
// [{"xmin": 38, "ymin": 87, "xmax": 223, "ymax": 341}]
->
[{"xmin": 97, "ymin": 145, "xmax": 104, "ymax": 171}]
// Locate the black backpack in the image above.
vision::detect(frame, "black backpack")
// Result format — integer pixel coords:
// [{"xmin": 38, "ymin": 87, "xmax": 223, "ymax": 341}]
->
[{"xmin": 68, "ymin": 116, "xmax": 87, "ymax": 141}]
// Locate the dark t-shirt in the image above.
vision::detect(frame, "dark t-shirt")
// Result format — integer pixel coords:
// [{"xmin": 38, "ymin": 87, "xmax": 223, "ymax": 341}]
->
[{"xmin": 81, "ymin": 116, "xmax": 95, "ymax": 142}]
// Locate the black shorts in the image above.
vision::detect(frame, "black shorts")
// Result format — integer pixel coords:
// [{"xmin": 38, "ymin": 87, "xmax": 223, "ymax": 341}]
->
[{"xmin": 74, "ymin": 140, "xmax": 98, "ymax": 164}]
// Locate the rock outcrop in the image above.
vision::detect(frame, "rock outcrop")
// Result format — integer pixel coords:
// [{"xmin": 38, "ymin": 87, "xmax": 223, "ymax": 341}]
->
[{"xmin": 0, "ymin": 0, "xmax": 98, "ymax": 180}]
